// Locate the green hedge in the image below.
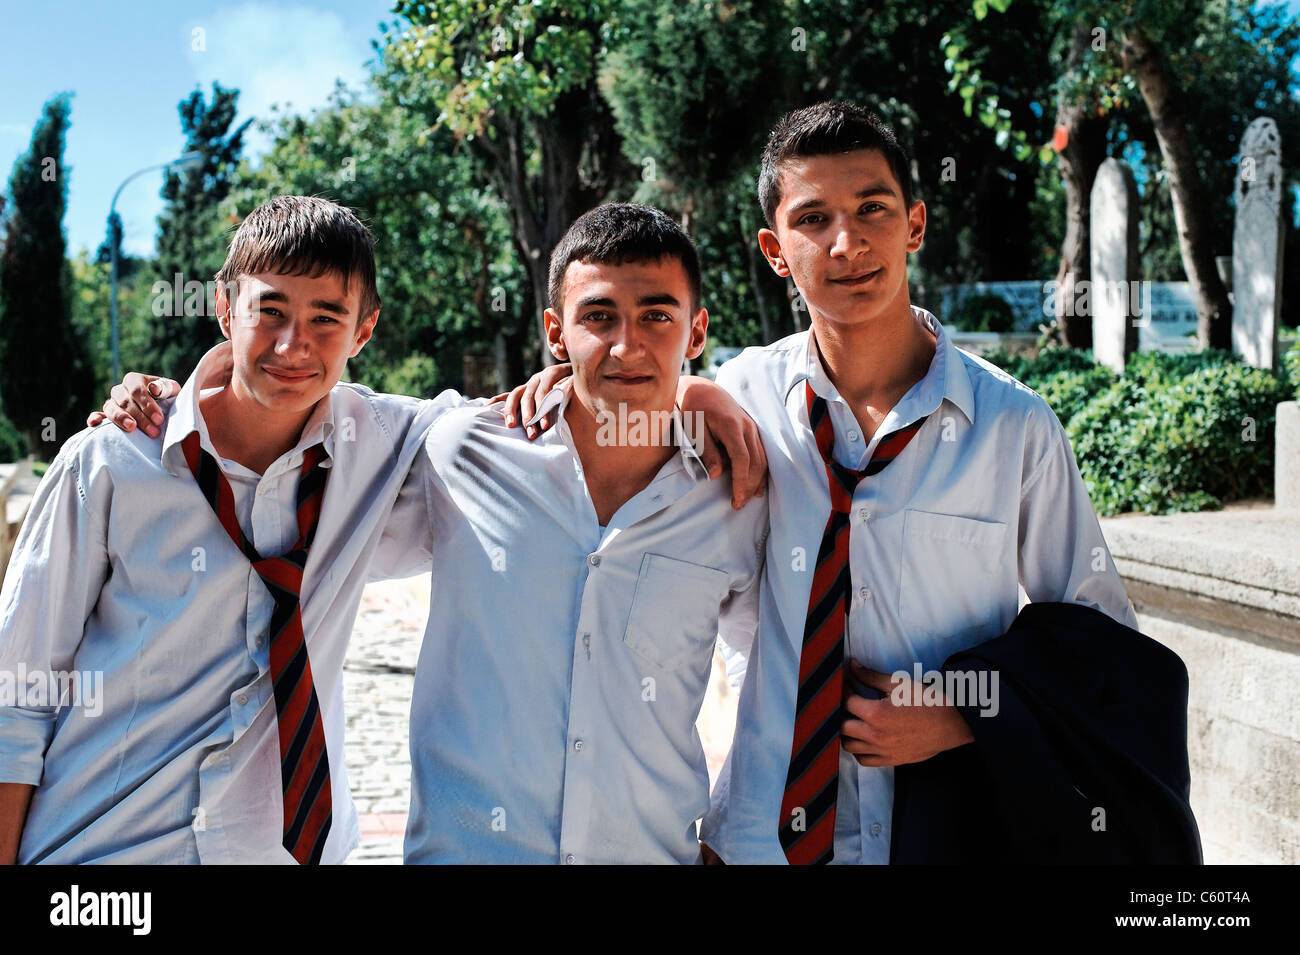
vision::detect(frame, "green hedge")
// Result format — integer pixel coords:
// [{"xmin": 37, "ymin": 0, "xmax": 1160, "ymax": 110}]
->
[
  {"xmin": 0, "ymin": 407, "xmax": 25, "ymax": 464},
  {"xmin": 983, "ymin": 347, "xmax": 1291, "ymax": 516}
]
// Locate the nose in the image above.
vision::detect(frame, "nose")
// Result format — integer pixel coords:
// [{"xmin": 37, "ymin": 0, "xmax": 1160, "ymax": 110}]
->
[
  {"xmin": 275, "ymin": 317, "xmax": 312, "ymax": 359},
  {"xmin": 608, "ymin": 317, "xmax": 646, "ymax": 361},
  {"xmin": 829, "ymin": 215, "xmax": 869, "ymax": 258}
]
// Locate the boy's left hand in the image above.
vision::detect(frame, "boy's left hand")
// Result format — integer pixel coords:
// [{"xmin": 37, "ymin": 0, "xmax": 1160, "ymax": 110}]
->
[{"xmin": 840, "ymin": 661, "xmax": 975, "ymax": 767}]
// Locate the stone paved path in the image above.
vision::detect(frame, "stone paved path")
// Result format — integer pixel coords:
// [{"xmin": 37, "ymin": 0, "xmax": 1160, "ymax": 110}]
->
[{"xmin": 342, "ymin": 574, "xmax": 740, "ymax": 864}]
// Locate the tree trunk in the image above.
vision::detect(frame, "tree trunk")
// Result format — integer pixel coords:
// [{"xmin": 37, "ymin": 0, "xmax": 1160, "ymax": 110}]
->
[
  {"xmin": 1120, "ymin": 26, "xmax": 1232, "ymax": 351},
  {"xmin": 1054, "ymin": 24, "xmax": 1108, "ymax": 349}
]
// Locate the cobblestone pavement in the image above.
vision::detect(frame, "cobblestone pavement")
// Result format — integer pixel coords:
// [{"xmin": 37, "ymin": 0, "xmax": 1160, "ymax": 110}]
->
[{"xmin": 342, "ymin": 574, "xmax": 740, "ymax": 865}]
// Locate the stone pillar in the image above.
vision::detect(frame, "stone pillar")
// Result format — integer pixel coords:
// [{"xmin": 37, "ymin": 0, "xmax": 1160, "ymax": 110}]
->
[
  {"xmin": 1232, "ymin": 118, "xmax": 1284, "ymax": 371},
  {"xmin": 1089, "ymin": 158, "xmax": 1141, "ymax": 373},
  {"xmin": 1278, "ymin": 401, "xmax": 1300, "ymax": 510}
]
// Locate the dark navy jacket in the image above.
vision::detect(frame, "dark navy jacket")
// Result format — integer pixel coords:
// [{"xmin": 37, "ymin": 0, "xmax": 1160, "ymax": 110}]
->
[{"xmin": 890, "ymin": 602, "xmax": 1202, "ymax": 864}]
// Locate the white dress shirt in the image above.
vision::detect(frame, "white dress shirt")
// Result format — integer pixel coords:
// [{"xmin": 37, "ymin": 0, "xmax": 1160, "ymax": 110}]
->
[
  {"xmin": 404, "ymin": 390, "xmax": 769, "ymax": 864},
  {"xmin": 0, "ymin": 344, "xmax": 467, "ymax": 863},
  {"xmin": 700, "ymin": 306, "xmax": 1137, "ymax": 865}
]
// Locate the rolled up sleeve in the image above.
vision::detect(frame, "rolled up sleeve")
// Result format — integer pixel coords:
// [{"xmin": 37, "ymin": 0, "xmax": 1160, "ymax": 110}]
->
[{"xmin": 0, "ymin": 442, "xmax": 110, "ymax": 784}]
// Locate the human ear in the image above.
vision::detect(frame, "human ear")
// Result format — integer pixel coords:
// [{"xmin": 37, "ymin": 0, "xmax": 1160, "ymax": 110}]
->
[
  {"xmin": 685, "ymin": 307, "xmax": 708, "ymax": 361},
  {"xmin": 349, "ymin": 308, "xmax": 379, "ymax": 357},
  {"xmin": 907, "ymin": 200, "xmax": 927, "ymax": 254},
  {"xmin": 758, "ymin": 229, "xmax": 789, "ymax": 277},
  {"xmin": 544, "ymin": 307, "xmax": 568, "ymax": 361}
]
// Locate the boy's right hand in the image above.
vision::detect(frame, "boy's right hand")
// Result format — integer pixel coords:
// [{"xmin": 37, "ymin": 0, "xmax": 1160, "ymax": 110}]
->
[{"xmin": 86, "ymin": 374, "xmax": 182, "ymax": 438}]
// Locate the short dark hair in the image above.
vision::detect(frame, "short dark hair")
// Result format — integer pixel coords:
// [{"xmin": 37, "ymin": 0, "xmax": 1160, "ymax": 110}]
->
[
  {"xmin": 215, "ymin": 195, "xmax": 381, "ymax": 319},
  {"xmin": 758, "ymin": 101, "xmax": 914, "ymax": 228},
  {"xmin": 548, "ymin": 203, "xmax": 702, "ymax": 316}
]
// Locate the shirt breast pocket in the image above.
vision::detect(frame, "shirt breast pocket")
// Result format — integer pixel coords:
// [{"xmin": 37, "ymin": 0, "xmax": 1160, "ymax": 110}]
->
[
  {"xmin": 623, "ymin": 554, "xmax": 731, "ymax": 672},
  {"xmin": 899, "ymin": 509, "xmax": 1009, "ymax": 648}
]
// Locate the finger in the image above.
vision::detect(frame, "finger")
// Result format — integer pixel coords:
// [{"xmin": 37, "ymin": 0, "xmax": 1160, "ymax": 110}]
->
[
  {"xmin": 745, "ymin": 422, "xmax": 769, "ymax": 499},
  {"xmin": 519, "ymin": 380, "xmax": 539, "ymax": 430},
  {"xmin": 86, "ymin": 411, "xmax": 105, "ymax": 428},
  {"xmin": 840, "ymin": 717, "xmax": 877, "ymax": 746},
  {"xmin": 151, "ymin": 378, "xmax": 181, "ymax": 400},
  {"xmin": 485, "ymin": 392, "xmax": 510, "ymax": 405},
  {"xmin": 120, "ymin": 374, "xmax": 161, "ymax": 433},
  {"xmin": 734, "ymin": 421, "xmax": 767, "ymax": 508},
  {"xmin": 104, "ymin": 397, "xmax": 135, "ymax": 433},
  {"xmin": 702, "ymin": 429, "xmax": 724, "ymax": 480},
  {"xmin": 503, "ymin": 384, "xmax": 525, "ymax": 427},
  {"xmin": 842, "ymin": 692, "xmax": 884, "ymax": 720}
]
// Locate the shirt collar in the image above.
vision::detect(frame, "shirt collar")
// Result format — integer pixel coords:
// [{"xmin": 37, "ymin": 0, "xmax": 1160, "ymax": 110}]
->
[
  {"xmin": 525, "ymin": 385, "xmax": 712, "ymax": 483},
  {"xmin": 161, "ymin": 343, "xmax": 337, "ymax": 477},
  {"xmin": 783, "ymin": 305, "xmax": 975, "ymax": 426}
]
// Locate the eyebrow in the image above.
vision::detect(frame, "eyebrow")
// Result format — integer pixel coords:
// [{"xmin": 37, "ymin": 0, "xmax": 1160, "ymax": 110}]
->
[
  {"xmin": 785, "ymin": 183, "xmax": 898, "ymax": 218},
  {"xmin": 254, "ymin": 289, "xmax": 349, "ymax": 315},
  {"xmin": 574, "ymin": 293, "xmax": 683, "ymax": 310}
]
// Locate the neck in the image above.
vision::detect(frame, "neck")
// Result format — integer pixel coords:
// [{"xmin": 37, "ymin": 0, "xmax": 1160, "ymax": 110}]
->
[
  {"xmin": 565, "ymin": 393, "xmax": 678, "ymax": 524},
  {"xmin": 201, "ymin": 382, "xmax": 316, "ymax": 475},
  {"xmin": 810, "ymin": 301, "xmax": 935, "ymax": 409}
]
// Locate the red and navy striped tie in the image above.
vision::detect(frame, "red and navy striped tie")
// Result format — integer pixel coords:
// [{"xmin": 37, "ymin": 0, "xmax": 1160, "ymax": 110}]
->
[
  {"xmin": 778, "ymin": 382, "xmax": 929, "ymax": 865},
  {"xmin": 181, "ymin": 431, "xmax": 333, "ymax": 865}
]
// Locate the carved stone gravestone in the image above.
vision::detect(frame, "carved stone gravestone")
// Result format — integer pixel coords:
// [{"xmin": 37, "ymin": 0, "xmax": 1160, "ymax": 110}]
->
[
  {"xmin": 1090, "ymin": 158, "xmax": 1141, "ymax": 372},
  {"xmin": 1233, "ymin": 117, "xmax": 1284, "ymax": 371}
]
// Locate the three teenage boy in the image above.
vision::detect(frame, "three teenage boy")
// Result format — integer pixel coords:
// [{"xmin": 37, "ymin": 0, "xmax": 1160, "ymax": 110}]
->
[{"xmin": 23, "ymin": 98, "xmax": 1140, "ymax": 865}]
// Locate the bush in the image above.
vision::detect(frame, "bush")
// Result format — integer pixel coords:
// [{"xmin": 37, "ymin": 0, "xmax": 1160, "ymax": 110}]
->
[
  {"xmin": 1283, "ymin": 344, "xmax": 1300, "ymax": 401},
  {"xmin": 0, "ymin": 410, "xmax": 23, "ymax": 463},
  {"xmin": 984, "ymin": 345, "xmax": 1288, "ymax": 516},
  {"xmin": 980, "ymin": 346, "xmax": 1101, "ymax": 391},
  {"xmin": 377, "ymin": 352, "xmax": 442, "ymax": 399},
  {"xmin": 1035, "ymin": 366, "xmax": 1117, "ymax": 427},
  {"xmin": 950, "ymin": 291, "xmax": 1018, "ymax": 333},
  {"xmin": 1066, "ymin": 363, "xmax": 1288, "ymax": 515}
]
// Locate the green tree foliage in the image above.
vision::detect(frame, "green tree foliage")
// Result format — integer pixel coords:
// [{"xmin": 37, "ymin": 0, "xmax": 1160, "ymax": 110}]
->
[
  {"xmin": 0, "ymin": 93, "xmax": 95, "ymax": 456},
  {"xmin": 384, "ymin": 1, "xmax": 628, "ymax": 366},
  {"xmin": 141, "ymin": 83, "xmax": 251, "ymax": 379}
]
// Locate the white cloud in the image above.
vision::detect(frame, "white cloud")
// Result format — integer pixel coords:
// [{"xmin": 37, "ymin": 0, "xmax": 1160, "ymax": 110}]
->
[{"xmin": 186, "ymin": 3, "xmax": 372, "ymax": 148}]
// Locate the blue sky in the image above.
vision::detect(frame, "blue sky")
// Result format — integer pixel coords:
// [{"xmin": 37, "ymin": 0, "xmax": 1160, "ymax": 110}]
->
[{"xmin": 0, "ymin": 0, "xmax": 395, "ymax": 257}]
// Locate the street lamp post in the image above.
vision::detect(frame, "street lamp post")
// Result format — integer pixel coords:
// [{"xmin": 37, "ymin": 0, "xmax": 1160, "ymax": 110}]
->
[{"xmin": 107, "ymin": 152, "xmax": 202, "ymax": 382}]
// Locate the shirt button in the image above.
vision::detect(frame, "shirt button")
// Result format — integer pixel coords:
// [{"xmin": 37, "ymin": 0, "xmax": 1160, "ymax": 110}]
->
[
  {"xmin": 236, "ymin": 693, "xmax": 248, "ymax": 706},
  {"xmin": 848, "ymin": 430, "xmax": 860, "ymax": 442},
  {"xmin": 858, "ymin": 507, "xmax": 871, "ymax": 522},
  {"xmin": 859, "ymin": 588, "xmax": 872, "ymax": 601},
  {"xmin": 870, "ymin": 823, "xmax": 883, "ymax": 837},
  {"xmin": 573, "ymin": 739, "xmax": 584, "ymax": 751},
  {"xmin": 588, "ymin": 554, "xmax": 601, "ymax": 567},
  {"xmin": 256, "ymin": 483, "xmax": 271, "ymax": 496},
  {"xmin": 565, "ymin": 854, "xmax": 576, "ymax": 865}
]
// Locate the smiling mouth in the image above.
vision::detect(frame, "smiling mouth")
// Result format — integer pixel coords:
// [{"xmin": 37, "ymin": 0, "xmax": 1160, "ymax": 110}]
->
[
  {"xmin": 263, "ymin": 366, "xmax": 316, "ymax": 382},
  {"xmin": 831, "ymin": 268, "xmax": 882, "ymax": 286},
  {"xmin": 604, "ymin": 373, "xmax": 654, "ymax": 385}
]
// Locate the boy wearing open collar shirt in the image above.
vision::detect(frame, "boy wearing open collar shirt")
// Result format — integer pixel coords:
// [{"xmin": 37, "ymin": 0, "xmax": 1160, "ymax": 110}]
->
[
  {"xmin": 403, "ymin": 203, "xmax": 769, "ymax": 864},
  {"xmin": 696, "ymin": 102, "xmax": 1138, "ymax": 864},
  {"xmin": 0, "ymin": 197, "xmax": 479, "ymax": 864}
]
